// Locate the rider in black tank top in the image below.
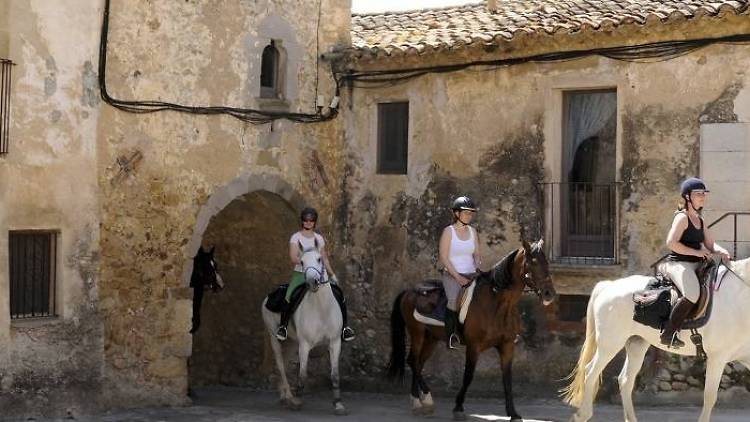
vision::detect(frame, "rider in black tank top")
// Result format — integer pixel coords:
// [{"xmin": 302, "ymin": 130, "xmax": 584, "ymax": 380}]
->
[{"xmin": 667, "ymin": 212, "xmax": 704, "ymax": 263}]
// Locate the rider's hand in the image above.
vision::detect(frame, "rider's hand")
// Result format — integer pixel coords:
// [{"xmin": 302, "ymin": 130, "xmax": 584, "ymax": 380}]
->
[
  {"xmin": 719, "ymin": 251, "xmax": 732, "ymax": 263},
  {"xmin": 457, "ymin": 275, "xmax": 471, "ymax": 286},
  {"xmin": 330, "ymin": 274, "xmax": 339, "ymax": 284},
  {"xmin": 697, "ymin": 247, "xmax": 712, "ymax": 260}
]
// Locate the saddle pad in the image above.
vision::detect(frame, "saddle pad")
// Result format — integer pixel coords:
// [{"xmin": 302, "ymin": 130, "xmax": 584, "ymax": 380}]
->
[{"xmin": 413, "ymin": 281, "xmax": 477, "ymax": 327}]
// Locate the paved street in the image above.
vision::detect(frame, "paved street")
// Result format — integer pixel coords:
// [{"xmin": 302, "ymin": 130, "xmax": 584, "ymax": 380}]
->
[{"xmin": 14, "ymin": 388, "xmax": 750, "ymax": 422}]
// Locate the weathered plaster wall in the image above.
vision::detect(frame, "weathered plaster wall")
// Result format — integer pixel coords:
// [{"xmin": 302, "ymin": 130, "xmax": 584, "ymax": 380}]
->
[
  {"xmin": 0, "ymin": 1, "xmax": 104, "ymax": 418},
  {"xmin": 96, "ymin": 0, "xmax": 350, "ymax": 410},
  {"xmin": 342, "ymin": 23, "xmax": 750, "ymax": 396}
]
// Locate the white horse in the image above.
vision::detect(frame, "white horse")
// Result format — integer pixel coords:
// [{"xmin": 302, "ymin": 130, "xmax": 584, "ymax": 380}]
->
[
  {"xmin": 563, "ymin": 256, "xmax": 750, "ymax": 422},
  {"xmin": 261, "ymin": 243, "xmax": 347, "ymax": 416}
]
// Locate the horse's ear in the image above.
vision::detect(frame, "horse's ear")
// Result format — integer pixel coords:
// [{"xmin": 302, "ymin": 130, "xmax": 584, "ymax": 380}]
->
[{"xmin": 522, "ymin": 240, "xmax": 532, "ymax": 252}]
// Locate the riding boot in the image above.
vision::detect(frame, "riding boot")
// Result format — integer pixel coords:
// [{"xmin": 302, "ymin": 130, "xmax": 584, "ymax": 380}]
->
[
  {"xmin": 332, "ymin": 285, "xmax": 355, "ymax": 342},
  {"xmin": 660, "ymin": 297, "xmax": 695, "ymax": 349},
  {"xmin": 445, "ymin": 309, "xmax": 461, "ymax": 349},
  {"xmin": 276, "ymin": 301, "xmax": 292, "ymax": 341}
]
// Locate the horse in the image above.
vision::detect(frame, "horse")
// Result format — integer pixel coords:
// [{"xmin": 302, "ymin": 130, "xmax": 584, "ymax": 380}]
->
[
  {"xmin": 190, "ymin": 246, "xmax": 224, "ymax": 334},
  {"xmin": 261, "ymin": 242, "xmax": 348, "ymax": 416},
  {"xmin": 388, "ymin": 239, "xmax": 557, "ymax": 421},
  {"xmin": 563, "ymin": 256, "xmax": 750, "ymax": 422}
]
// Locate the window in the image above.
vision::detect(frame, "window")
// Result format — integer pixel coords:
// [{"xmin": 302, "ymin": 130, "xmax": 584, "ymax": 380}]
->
[
  {"xmin": 9, "ymin": 231, "xmax": 58, "ymax": 319},
  {"xmin": 260, "ymin": 41, "xmax": 280, "ymax": 99},
  {"xmin": 377, "ymin": 102, "xmax": 409, "ymax": 174},
  {"xmin": 558, "ymin": 294, "xmax": 589, "ymax": 322},
  {"xmin": 543, "ymin": 90, "xmax": 618, "ymax": 264},
  {"xmin": 0, "ymin": 58, "xmax": 13, "ymax": 154}
]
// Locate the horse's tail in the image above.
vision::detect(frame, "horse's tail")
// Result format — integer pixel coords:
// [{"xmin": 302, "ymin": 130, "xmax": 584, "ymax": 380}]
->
[
  {"xmin": 561, "ymin": 281, "xmax": 605, "ymax": 407},
  {"xmin": 386, "ymin": 290, "xmax": 407, "ymax": 383}
]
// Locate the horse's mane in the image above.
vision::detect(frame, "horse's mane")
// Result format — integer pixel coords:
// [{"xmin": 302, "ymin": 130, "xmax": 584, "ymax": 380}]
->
[{"xmin": 485, "ymin": 248, "xmax": 519, "ymax": 290}]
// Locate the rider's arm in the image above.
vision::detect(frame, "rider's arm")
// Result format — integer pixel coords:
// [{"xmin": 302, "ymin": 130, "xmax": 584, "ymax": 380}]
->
[
  {"xmin": 289, "ymin": 240, "xmax": 301, "ymax": 266},
  {"xmin": 666, "ymin": 213, "xmax": 709, "ymax": 258},
  {"xmin": 473, "ymin": 228, "xmax": 482, "ymax": 271},
  {"xmin": 439, "ymin": 227, "xmax": 468, "ymax": 285}
]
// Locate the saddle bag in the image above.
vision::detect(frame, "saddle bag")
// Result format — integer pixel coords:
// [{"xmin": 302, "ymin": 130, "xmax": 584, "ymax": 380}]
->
[
  {"xmin": 265, "ymin": 284, "xmax": 289, "ymax": 313},
  {"xmin": 632, "ymin": 283, "xmax": 672, "ymax": 330}
]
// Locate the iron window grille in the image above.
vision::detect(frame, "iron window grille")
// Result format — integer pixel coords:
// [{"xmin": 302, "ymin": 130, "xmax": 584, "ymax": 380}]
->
[{"xmin": 9, "ymin": 231, "xmax": 58, "ymax": 319}]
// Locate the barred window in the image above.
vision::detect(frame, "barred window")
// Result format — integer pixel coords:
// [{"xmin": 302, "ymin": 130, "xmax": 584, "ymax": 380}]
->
[
  {"xmin": 9, "ymin": 231, "xmax": 58, "ymax": 319},
  {"xmin": 0, "ymin": 58, "xmax": 13, "ymax": 154}
]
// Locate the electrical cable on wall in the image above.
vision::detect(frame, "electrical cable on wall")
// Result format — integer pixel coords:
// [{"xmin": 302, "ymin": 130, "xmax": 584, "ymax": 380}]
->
[
  {"xmin": 98, "ymin": 0, "xmax": 338, "ymax": 124},
  {"xmin": 341, "ymin": 33, "xmax": 750, "ymax": 88}
]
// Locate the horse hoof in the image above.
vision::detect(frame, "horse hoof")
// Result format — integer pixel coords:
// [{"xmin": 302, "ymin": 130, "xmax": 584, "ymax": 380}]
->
[
  {"xmin": 333, "ymin": 404, "xmax": 348, "ymax": 416},
  {"xmin": 510, "ymin": 417, "xmax": 523, "ymax": 422},
  {"xmin": 453, "ymin": 411, "xmax": 467, "ymax": 421},
  {"xmin": 282, "ymin": 397, "xmax": 302, "ymax": 410}
]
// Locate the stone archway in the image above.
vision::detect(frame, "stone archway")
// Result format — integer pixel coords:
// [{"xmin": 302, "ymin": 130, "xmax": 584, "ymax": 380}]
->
[{"xmin": 186, "ymin": 175, "xmax": 305, "ymax": 388}]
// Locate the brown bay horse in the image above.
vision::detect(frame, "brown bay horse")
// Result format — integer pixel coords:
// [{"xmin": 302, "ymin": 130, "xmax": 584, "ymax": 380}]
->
[{"xmin": 387, "ymin": 240, "xmax": 557, "ymax": 421}]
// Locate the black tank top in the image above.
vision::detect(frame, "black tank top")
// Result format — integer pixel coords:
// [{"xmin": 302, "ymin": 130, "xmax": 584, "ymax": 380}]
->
[{"xmin": 667, "ymin": 212, "xmax": 704, "ymax": 262}]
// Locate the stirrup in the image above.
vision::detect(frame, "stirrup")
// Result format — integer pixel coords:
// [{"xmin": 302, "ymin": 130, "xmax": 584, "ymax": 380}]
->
[
  {"xmin": 342, "ymin": 327, "xmax": 355, "ymax": 342},
  {"xmin": 276, "ymin": 326, "xmax": 288, "ymax": 341},
  {"xmin": 448, "ymin": 333, "xmax": 461, "ymax": 349}
]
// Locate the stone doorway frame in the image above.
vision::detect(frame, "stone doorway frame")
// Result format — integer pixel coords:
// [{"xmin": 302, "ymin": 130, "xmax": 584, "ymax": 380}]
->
[{"xmin": 181, "ymin": 173, "xmax": 306, "ymax": 287}]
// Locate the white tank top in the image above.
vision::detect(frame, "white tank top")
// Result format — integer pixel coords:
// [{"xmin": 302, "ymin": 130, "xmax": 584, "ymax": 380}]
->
[{"xmin": 449, "ymin": 225, "xmax": 475, "ymax": 274}]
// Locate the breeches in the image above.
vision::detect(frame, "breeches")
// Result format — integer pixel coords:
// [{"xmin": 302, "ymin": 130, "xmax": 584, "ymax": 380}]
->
[
  {"xmin": 442, "ymin": 272, "xmax": 470, "ymax": 311},
  {"xmin": 285, "ymin": 271, "xmax": 306, "ymax": 302},
  {"xmin": 657, "ymin": 260, "xmax": 700, "ymax": 303}
]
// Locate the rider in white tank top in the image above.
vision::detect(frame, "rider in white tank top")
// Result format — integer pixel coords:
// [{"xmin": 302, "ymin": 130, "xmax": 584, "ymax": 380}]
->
[{"xmin": 449, "ymin": 225, "xmax": 475, "ymax": 274}]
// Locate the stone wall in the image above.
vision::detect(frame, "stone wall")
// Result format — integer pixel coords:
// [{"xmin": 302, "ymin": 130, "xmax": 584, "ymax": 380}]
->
[{"xmin": 0, "ymin": 1, "xmax": 104, "ymax": 418}]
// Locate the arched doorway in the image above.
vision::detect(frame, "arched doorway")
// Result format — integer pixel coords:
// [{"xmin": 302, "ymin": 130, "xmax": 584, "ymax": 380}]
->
[{"xmin": 188, "ymin": 190, "xmax": 298, "ymax": 388}]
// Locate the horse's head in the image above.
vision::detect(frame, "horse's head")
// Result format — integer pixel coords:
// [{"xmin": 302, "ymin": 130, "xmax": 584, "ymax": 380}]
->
[
  {"xmin": 192, "ymin": 246, "xmax": 224, "ymax": 292},
  {"xmin": 521, "ymin": 239, "xmax": 556, "ymax": 306},
  {"xmin": 297, "ymin": 240, "xmax": 327, "ymax": 292}
]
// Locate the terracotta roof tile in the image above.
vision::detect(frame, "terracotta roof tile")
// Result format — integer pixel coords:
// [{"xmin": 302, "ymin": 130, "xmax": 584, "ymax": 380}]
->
[{"xmin": 351, "ymin": 0, "xmax": 750, "ymax": 57}]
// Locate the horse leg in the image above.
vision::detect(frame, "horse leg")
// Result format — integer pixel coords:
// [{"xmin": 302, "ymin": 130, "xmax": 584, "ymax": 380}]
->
[
  {"xmin": 571, "ymin": 342, "xmax": 622, "ymax": 422},
  {"xmin": 453, "ymin": 346, "xmax": 479, "ymax": 421},
  {"xmin": 698, "ymin": 357, "xmax": 727, "ymax": 422},
  {"xmin": 618, "ymin": 336, "xmax": 649, "ymax": 422},
  {"xmin": 497, "ymin": 340, "xmax": 521, "ymax": 421},
  {"xmin": 417, "ymin": 335, "xmax": 438, "ymax": 415},
  {"xmin": 296, "ymin": 341, "xmax": 312, "ymax": 397},
  {"xmin": 407, "ymin": 328, "xmax": 425, "ymax": 415},
  {"xmin": 190, "ymin": 285, "xmax": 204, "ymax": 334},
  {"xmin": 268, "ymin": 331, "xmax": 300, "ymax": 409},
  {"xmin": 328, "ymin": 338, "xmax": 347, "ymax": 416}
]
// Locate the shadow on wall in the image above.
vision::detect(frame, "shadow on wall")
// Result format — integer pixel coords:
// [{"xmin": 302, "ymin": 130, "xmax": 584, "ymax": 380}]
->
[{"xmin": 189, "ymin": 190, "xmax": 300, "ymax": 388}]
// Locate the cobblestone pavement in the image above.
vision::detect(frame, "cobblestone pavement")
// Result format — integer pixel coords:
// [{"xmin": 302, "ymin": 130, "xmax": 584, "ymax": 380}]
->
[{"xmin": 14, "ymin": 388, "xmax": 750, "ymax": 422}]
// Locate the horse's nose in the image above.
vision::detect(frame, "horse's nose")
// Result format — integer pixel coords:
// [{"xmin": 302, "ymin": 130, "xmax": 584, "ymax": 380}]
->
[{"xmin": 542, "ymin": 288, "xmax": 557, "ymax": 306}]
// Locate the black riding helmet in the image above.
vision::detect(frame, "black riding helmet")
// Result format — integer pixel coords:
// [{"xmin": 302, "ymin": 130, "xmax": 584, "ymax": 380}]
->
[
  {"xmin": 680, "ymin": 177, "xmax": 709, "ymax": 199},
  {"xmin": 300, "ymin": 207, "xmax": 318, "ymax": 224},
  {"xmin": 451, "ymin": 196, "xmax": 477, "ymax": 212}
]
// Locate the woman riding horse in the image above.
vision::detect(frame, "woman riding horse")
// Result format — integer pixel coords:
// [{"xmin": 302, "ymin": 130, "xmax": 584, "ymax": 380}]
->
[
  {"xmin": 657, "ymin": 177, "xmax": 731, "ymax": 348},
  {"xmin": 276, "ymin": 207, "xmax": 355, "ymax": 343},
  {"xmin": 440, "ymin": 196, "xmax": 482, "ymax": 349},
  {"xmin": 388, "ymin": 193, "xmax": 557, "ymax": 421}
]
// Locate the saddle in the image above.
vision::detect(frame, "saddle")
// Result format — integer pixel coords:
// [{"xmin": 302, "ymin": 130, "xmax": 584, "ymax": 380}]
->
[
  {"xmin": 265, "ymin": 282, "xmax": 346, "ymax": 314},
  {"xmin": 632, "ymin": 259, "xmax": 722, "ymax": 331},
  {"xmin": 413, "ymin": 279, "xmax": 477, "ymax": 327}
]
